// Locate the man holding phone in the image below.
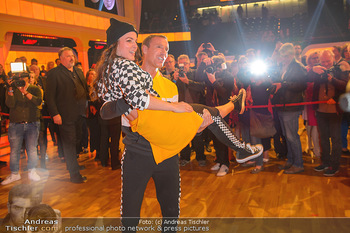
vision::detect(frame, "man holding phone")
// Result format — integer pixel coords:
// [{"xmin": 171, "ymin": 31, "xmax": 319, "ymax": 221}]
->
[{"xmin": 1, "ymin": 64, "xmax": 42, "ymax": 185}]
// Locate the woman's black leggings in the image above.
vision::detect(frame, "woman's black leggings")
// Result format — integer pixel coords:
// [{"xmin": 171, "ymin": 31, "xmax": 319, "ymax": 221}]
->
[{"xmin": 190, "ymin": 104, "xmax": 248, "ymax": 154}]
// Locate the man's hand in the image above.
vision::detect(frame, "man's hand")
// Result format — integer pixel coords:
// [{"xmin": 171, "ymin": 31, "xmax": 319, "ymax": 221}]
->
[
  {"xmin": 171, "ymin": 102, "xmax": 193, "ymax": 113},
  {"xmin": 327, "ymin": 74, "xmax": 333, "ymax": 82},
  {"xmin": 206, "ymin": 72, "xmax": 216, "ymax": 84},
  {"xmin": 206, "ymin": 42, "xmax": 215, "ymax": 52},
  {"xmin": 202, "ymin": 57, "xmax": 213, "ymax": 66},
  {"xmin": 197, "ymin": 109, "xmax": 213, "ymax": 133},
  {"xmin": 53, "ymin": 114, "xmax": 62, "ymax": 125},
  {"xmin": 173, "ymin": 70, "xmax": 179, "ymax": 81},
  {"xmin": 273, "ymin": 82, "xmax": 282, "ymax": 93},
  {"xmin": 312, "ymin": 66, "xmax": 327, "ymax": 75},
  {"xmin": 178, "ymin": 73, "xmax": 189, "ymax": 84}
]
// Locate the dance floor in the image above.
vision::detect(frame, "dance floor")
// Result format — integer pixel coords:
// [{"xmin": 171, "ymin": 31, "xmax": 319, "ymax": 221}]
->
[{"xmin": 0, "ymin": 123, "xmax": 350, "ymax": 232}]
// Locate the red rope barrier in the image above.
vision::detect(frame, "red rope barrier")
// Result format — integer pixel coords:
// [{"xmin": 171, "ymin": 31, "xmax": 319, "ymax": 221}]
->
[
  {"xmin": 0, "ymin": 100, "xmax": 333, "ymax": 117},
  {"xmin": 0, "ymin": 112, "xmax": 52, "ymax": 119},
  {"xmin": 246, "ymin": 100, "xmax": 329, "ymax": 109}
]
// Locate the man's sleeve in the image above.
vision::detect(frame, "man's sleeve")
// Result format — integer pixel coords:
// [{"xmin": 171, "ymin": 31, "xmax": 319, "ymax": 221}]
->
[
  {"xmin": 28, "ymin": 86, "xmax": 42, "ymax": 106},
  {"xmin": 46, "ymin": 70, "xmax": 59, "ymax": 117}
]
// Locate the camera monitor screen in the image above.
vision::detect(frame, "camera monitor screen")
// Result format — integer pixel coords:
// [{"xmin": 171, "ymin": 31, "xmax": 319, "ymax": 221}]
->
[{"xmin": 10, "ymin": 62, "xmax": 27, "ymax": 73}]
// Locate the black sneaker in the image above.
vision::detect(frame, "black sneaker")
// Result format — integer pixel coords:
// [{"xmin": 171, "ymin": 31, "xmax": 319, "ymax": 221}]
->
[
  {"xmin": 70, "ymin": 174, "xmax": 87, "ymax": 183},
  {"xmin": 236, "ymin": 144, "xmax": 263, "ymax": 163},
  {"xmin": 314, "ymin": 164, "xmax": 329, "ymax": 172},
  {"xmin": 230, "ymin": 89, "xmax": 246, "ymax": 114},
  {"xmin": 205, "ymin": 144, "xmax": 212, "ymax": 153},
  {"xmin": 323, "ymin": 167, "xmax": 339, "ymax": 177},
  {"xmin": 180, "ymin": 160, "xmax": 190, "ymax": 166}
]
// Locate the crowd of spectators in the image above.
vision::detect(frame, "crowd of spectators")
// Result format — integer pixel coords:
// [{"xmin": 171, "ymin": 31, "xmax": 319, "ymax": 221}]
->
[{"xmin": 160, "ymin": 41, "xmax": 350, "ymax": 176}]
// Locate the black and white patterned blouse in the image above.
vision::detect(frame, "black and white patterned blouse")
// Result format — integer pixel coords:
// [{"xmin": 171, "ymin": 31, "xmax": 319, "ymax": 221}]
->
[{"xmin": 97, "ymin": 58, "xmax": 159, "ymax": 115}]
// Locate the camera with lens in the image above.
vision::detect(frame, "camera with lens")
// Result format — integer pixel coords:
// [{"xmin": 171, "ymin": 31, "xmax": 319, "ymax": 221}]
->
[
  {"xmin": 321, "ymin": 64, "xmax": 341, "ymax": 80},
  {"xmin": 178, "ymin": 63, "xmax": 185, "ymax": 77},
  {"xmin": 11, "ymin": 73, "xmax": 28, "ymax": 88},
  {"xmin": 205, "ymin": 60, "xmax": 227, "ymax": 74},
  {"xmin": 205, "ymin": 65, "xmax": 215, "ymax": 74},
  {"xmin": 8, "ymin": 62, "xmax": 28, "ymax": 88}
]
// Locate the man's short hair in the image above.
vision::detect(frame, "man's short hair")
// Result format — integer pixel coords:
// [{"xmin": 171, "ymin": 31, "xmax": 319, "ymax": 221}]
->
[
  {"xmin": 333, "ymin": 46, "xmax": 342, "ymax": 53},
  {"xmin": 306, "ymin": 51, "xmax": 319, "ymax": 66},
  {"xmin": 212, "ymin": 55, "xmax": 226, "ymax": 66},
  {"xmin": 279, "ymin": 43, "xmax": 295, "ymax": 56},
  {"xmin": 246, "ymin": 48, "xmax": 256, "ymax": 54},
  {"xmin": 319, "ymin": 49, "xmax": 335, "ymax": 59},
  {"xmin": 142, "ymin": 35, "xmax": 167, "ymax": 48},
  {"xmin": 196, "ymin": 52, "xmax": 208, "ymax": 59},
  {"xmin": 167, "ymin": 54, "xmax": 175, "ymax": 61},
  {"xmin": 177, "ymin": 54, "xmax": 190, "ymax": 62},
  {"xmin": 31, "ymin": 58, "xmax": 38, "ymax": 63},
  {"xmin": 8, "ymin": 184, "xmax": 42, "ymax": 206},
  {"xmin": 58, "ymin": 47, "xmax": 73, "ymax": 58}
]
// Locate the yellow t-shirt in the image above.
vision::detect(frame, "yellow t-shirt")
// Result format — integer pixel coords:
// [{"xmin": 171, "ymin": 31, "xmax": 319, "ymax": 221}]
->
[{"xmin": 130, "ymin": 71, "xmax": 203, "ymax": 164}]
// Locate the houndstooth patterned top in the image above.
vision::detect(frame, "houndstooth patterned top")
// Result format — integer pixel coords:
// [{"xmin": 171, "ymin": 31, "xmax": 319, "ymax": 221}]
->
[{"xmin": 97, "ymin": 58, "xmax": 159, "ymax": 115}]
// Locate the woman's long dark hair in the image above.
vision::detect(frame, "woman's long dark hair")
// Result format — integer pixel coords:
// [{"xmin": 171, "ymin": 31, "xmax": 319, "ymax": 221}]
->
[{"xmin": 94, "ymin": 42, "xmax": 119, "ymax": 97}]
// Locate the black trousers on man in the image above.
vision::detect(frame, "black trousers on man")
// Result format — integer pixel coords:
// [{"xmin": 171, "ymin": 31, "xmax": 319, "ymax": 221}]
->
[
  {"xmin": 121, "ymin": 147, "xmax": 180, "ymax": 233},
  {"xmin": 316, "ymin": 111, "xmax": 342, "ymax": 170},
  {"xmin": 58, "ymin": 116, "xmax": 83, "ymax": 178}
]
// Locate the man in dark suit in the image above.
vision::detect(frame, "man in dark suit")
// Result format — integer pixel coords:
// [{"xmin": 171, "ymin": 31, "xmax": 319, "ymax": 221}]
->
[{"xmin": 46, "ymin": 47, "xmax": 88, "ymax": 183}]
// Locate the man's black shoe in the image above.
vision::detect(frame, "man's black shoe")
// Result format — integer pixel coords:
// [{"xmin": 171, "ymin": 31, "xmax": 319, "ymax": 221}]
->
[
  {"xmin": 230, "ymin": 89, "xmax": 246, "ymax": 114},
  {"xmin": 70, "ymin": 174, "xmax": 87, "ymax": 183}
]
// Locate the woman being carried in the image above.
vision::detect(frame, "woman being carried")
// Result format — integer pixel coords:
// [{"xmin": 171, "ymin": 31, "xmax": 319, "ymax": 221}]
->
[{"xmin": 96, "ymin": 18, "xmax": 263, "ymax": 165}]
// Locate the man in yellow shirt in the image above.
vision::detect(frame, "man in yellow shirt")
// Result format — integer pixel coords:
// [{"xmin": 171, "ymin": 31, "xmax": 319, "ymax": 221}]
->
[{"xmin": 120, "ymin": 35, "xmax": 210, "ymax": 232}]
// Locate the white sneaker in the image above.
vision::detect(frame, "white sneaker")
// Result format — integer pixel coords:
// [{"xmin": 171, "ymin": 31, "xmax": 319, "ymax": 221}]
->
[
  {"xmin": 1, "ymin": 173, "xmax": 21, "ymax": 185},
  {"xmin": 211, "ymin": 163, "xmax": 221, "ymax": 171},
  {"xmin": 216, "ymin": 164, "xmax": 229, "ymax": 177},
  {"xmin": 28, "ymin": 169, "xmax": 40, "ymax": 181}
]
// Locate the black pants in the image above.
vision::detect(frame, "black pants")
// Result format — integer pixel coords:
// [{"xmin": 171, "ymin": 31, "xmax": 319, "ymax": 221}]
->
[
  {"xmin": 99, "ymin": 117, "xmax": 121, "ymax": 168},
  {"xmin": 316, "ymin": 111, "xmax": 342, "ymax": 170},
  {"xmin": 180, "ymin": 133, "xmax": 205, "ymax": 161},
  {"xmin": 58, "ymin": 117, "xmax": 83, "ymax": 177},
  {"xmin": 121, "ymin": 149, "xmax": 179, "ymax": 233}
]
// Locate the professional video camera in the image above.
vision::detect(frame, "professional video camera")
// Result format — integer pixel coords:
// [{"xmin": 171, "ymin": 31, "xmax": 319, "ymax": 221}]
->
[{"xmin": 5, "ymin": 62, "xmax": 28, "ymax": 88}]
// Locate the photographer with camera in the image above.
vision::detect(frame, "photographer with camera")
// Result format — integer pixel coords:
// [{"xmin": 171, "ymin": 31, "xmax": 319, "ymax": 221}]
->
[
  {"xmin": 1, "ymin": 66, "xmax": 42, "ymax": 185},
  {"xmin": 272, "ymin": 43, "xmax": 307, "ymax": 174},
  {"xmin": 161, "ymin": 54, "xmax": 176, "ymax": 81},
  {"xmin": 309, "ymin": 49, "xmax": 350, "ymax": 176},
  {"xmin": 200, "ymin": 55, "xmax": 235, "ymax": 176},
  {"xmin": 173, "ymin": 54, "xmax": 207, "ymax": 166}
]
